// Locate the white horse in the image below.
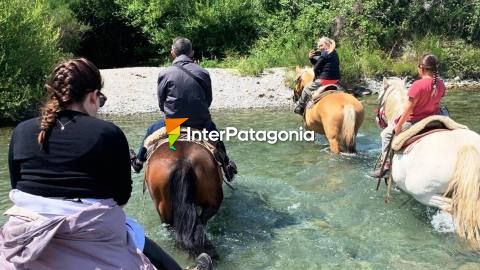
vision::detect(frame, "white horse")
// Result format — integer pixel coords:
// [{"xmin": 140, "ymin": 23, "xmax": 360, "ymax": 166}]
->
[{"xmin": 378, "ymin": 77, "xmax": 480, "ymax": 247}]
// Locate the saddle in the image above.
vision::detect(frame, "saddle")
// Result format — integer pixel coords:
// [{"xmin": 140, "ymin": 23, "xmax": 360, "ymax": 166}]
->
[
  {"xmin": 144, "ymin": 127, "xmax": 220, "ymax": 166},
  {"xmin": 392, "ymin": 115, "xmax": 468, "ymax": 152},
  {"xmin": 306, "ymin": 84, "xmax": 343, "ymax": 109}
]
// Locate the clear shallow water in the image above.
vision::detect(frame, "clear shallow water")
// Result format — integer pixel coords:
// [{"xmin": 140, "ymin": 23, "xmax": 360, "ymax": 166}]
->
[{"xmin": 1, "ymin": 91, "xmax": 480, "ymax": 269}]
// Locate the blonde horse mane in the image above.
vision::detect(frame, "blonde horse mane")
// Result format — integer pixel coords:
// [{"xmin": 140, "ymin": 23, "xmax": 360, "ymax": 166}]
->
[
  {"xmin": 294, "ymin": 66, "xmax": 314, "ymax": 99},
  {"xmin": 380, "ymin": 77, "xmax": 408, "ymax": 122},
  {"xmin": 444, "ymin": 145, "xmax": 480, "ymax": 248}
]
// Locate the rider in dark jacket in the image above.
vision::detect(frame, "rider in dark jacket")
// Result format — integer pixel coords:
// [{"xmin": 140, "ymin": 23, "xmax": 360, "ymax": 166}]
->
[
  {"xmin": 130, "ymin": 37, "xmax": 237, "ymax": 181},
  {"xmin": 294, "ymin": 37, "xmax": 341, "ymax": 115},
  {"xmin": 158, "ymin": 54, "xmax": 212, "ymax": 129}
]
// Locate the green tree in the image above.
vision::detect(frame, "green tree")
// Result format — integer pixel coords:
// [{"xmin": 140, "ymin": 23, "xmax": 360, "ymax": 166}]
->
[{"xmin": 0, "ymin": 0, "xmax": 62, "ymax": 124}]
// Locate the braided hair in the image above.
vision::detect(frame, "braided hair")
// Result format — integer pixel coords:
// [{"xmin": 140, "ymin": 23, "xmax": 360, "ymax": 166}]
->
[
  {"xmin": 37, "ymin": 58, "xmax": 103, "ymax": 146},
  {"xmin": 419, "ymin": 54, "xmax": 439, "ymax": 97}
]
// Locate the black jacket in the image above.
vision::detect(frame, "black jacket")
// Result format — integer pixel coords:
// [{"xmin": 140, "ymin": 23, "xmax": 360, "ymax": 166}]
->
[
  {"xmin": 8, "ymin": 110, "xmax": 132, "ymax": 205},
  {"xmin": 310, "ymin": 49, "xmax": 341, "ymax": 80},
  {"xmin": 157, "ymin": 55, "xmax": 212, "ymax": 129}
]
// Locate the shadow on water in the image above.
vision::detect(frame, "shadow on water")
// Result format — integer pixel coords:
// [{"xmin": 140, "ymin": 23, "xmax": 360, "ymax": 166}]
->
[{"xmin": 210, "ymin": 183, "xmax": 304, "ymax": 255}]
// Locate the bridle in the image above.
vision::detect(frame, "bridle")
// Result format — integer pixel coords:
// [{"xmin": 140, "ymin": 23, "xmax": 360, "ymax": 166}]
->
[{"xmin": 375, "ymin": 85, "xmax": 396, "ymax": 129}]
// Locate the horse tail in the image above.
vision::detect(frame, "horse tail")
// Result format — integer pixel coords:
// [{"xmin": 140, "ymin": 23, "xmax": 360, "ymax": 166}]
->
[
  {"xmin": 341, "ymin": 104, "xmax": 356, "ymax": 153},
  {"xmin": 445, "ymin": 145, "xmax": 480, "ymax": 248},
  {"xmin": 170, "ymin": 159, "xmax": 205, "ymax": 256}
]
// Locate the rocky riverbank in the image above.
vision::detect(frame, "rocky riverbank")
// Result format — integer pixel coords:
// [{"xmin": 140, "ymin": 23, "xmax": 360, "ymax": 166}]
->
[
  {"xmin": 99, "ymin": 67, "xmax": 480, "ymax": 115},
  {"xmin": 98, "ymin": 67, "xmax": 293, "ymax": 115}
]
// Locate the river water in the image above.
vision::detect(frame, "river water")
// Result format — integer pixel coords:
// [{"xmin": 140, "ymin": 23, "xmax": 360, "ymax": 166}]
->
[{"xmin": 1, "ymin": 91, "xmax": 480, "ymax": 269}]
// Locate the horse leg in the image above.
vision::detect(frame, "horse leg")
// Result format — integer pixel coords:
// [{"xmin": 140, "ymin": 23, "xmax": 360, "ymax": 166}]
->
[
  {"xmin": 157, "ymin": 200, "xmax": 171, "ymax": 224},
  {"xmin": 148, "ymin": 179, "xmax": 172, "ymax": 224},
  {"xmin": 324, "ymin": 131, "xmax": 340, "ymax": 154},
  {"xmin": 195, "ymin": 206, "xmax": 220, "ymax": 259},
  {"xmin": 321, "ymin": 115, "xmax": 341, "ymax": 154}
]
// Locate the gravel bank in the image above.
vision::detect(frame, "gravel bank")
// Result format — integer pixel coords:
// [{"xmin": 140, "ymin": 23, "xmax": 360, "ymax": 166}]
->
[
  {"xmin": 99, "ymin": 67, "xmax": 293, "ymax": 115},
  {"xmin": 98, "ymin": 67, "xmax": 480, "ymax": 115}
]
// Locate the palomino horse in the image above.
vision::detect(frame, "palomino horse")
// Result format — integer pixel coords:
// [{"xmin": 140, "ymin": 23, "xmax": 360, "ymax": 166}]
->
[
  {"xmin": 145, "ymin": 141, "xmax": 223, "ymax": 258},
  {"xmin": 379, "ymin": 77, "xmax": 480, "ymax": 247},
  {"xmin": 294, "ymin": 66, "xmax": 364, "ymax": 153}
]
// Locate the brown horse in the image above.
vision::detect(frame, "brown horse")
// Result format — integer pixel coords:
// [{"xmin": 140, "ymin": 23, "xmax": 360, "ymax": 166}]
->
[
  {"xmin": 294, "ymin": 66, "xmax": 365, "ymax": 153},
  {"xmin": 145, "ymin": 141, "xmax": 223, "ymax": 258}
]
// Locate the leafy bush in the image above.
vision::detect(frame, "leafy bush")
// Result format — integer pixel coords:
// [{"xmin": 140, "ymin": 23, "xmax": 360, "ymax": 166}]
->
[
  {"xmin": 116, "ymin": 0, "xmax": 261, "ymax": 60},
  {"xmin": 0, "ymin": 0, "xmax": 62, "ymax": 124},
  {"xmin": 68, "ymin": 0, "xmax": 155, "ymax": 68},
  {"xmin": 45, "ymin": 0, "xmax": 89, "ymax": 54}
]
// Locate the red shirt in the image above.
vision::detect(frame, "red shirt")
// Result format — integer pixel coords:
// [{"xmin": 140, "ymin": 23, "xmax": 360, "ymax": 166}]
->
[{"xmin": 407, "ymin": 78, "xmax": 446, "ymax": 122}]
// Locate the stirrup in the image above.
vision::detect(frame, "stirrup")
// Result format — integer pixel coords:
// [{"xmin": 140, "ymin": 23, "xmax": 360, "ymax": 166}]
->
[
  {"xmin": 368, "ymin": 168, "xmax": 390, "ymax": 178},
  {"xmin": 223, "ymin": 160, "xmax": 237, "ymax": 182},
  {"xmin": 294, "ymin": 104, "xmax": 305, "ymax": 115},
  {"xmin": 129, "ymin": 149, "xmax": 143, "ymax": 173}
]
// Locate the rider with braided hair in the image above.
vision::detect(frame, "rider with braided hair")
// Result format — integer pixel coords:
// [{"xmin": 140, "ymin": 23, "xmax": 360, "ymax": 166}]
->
[
  {"xmin": 370, "ymin": 54, "xmax": 446, "ymax": 178},
  {"xmin": 3, "ymin": 58, "xmax": 212, "ymax": 270}
]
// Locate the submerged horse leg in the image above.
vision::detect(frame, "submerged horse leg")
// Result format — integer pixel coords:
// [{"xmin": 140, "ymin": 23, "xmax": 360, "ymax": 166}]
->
[
  {"xmin": 327, "ymin": 136, "xmax": 340, "ymax": 154},
  {"xmin": 146, "ymin": 160, "xmax": 175, "ymax": 224},
  {"xmin": 195, "ymin": 206, "xmax": 220, "ymax": 259},
  {"xmin": 324, "ymin": 122, "xmax": 340, "ymax": 154}
]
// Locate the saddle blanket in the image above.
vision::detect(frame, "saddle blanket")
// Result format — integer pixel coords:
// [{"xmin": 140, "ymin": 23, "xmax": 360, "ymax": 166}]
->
[{"xmin": 392, "ymin": 115, "xmax": 468, "ymax": 151}]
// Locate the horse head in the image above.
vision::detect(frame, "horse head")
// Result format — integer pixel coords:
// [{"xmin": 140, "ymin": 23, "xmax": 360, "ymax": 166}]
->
[
  {"xmin": 293, "ymin": 66, "xmax": 314, "ymax": 102},
  {"xmin": 379, "ymin": 77, "xmax": 408, "ymax": 123}
]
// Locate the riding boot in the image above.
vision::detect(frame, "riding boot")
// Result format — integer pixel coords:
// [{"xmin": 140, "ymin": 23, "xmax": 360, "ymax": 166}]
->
[
  {"xmin": 214, "ymin": 141, "xmax": 237, "ymax": 182},
  {"xmin": 143, "ymin": 236, "xmax": 182, "ymax": 270},
  {"xmin": 368, "ymin": 159, "xmax": 391, "ymax": 178},
  {"xmin": 294, "ymin": 91, "xmax": 308, "ymax": 115},
  {"xmin": 129, "ymin": 149, "xmax": 144, "ymax": 173},
  {"xmin": 186, "ymin": 253, "xmax": 213, "ymax": 270}
]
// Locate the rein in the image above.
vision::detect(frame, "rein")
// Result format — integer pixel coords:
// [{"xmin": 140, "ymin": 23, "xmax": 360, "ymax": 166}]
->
[{"xmin": 375, "ymin": 86, "xmax": 397, "ymax": 129}]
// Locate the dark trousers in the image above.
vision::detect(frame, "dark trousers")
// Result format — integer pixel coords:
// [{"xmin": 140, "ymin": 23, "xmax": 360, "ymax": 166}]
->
[{"xmin": 137, "ymin": 118, "xmax": 166, "ymax": 161}]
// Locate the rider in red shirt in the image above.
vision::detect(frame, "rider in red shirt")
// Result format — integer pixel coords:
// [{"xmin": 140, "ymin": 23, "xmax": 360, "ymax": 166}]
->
[
  {"xmin": 370, "ymin": 54, "xmax": 445, "ymax": 178},
  {"xmin": 406, "ymin": 77, "xmax": 445, "ymax": 123}
]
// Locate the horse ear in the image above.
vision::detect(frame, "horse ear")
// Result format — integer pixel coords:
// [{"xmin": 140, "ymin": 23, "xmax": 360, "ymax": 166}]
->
[
  {"xmin": 402, "ymin": 77, "xmax": 407, "ymax": 84},
  {"xmin": 382, "ymin": 77, "xmax": 388, "ymax": 86},
  {"xmin": 296, "ymin": 66, "xmax": 301, "ymax": 73}
]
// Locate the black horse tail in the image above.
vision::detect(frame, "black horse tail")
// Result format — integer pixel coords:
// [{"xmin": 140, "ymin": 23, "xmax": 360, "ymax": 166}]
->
[{"xmin": 170, "ymin": 159, "xmax": 206, "ymax": 256}]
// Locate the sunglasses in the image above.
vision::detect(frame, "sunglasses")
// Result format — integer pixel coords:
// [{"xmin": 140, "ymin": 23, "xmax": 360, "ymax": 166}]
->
[{"xmin": 97, "ymin": 92, "xmax": 107, "ymax": 107}]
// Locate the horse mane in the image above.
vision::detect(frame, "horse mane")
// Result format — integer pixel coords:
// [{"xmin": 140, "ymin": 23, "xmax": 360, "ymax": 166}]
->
[
  {"xmin": 295, "ymin": 66, "xmax": 313, "ymax": 81},
  {"xmin": 381, "ymin": 77, "xmax": 408, "ymax": 122}
]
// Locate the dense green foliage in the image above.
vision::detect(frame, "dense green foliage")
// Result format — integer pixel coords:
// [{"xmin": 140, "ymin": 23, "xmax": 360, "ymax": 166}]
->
[
  {"xmin": 110, "ymin": 0, "xmax": 480, "ymax": 79},
  {"xmin": 2, "ymin": 0, "xmax": 480, "ymax": 122},
  {"xmin": 0, "ymin": 0, "xmax": 62, "ymax": 123}
]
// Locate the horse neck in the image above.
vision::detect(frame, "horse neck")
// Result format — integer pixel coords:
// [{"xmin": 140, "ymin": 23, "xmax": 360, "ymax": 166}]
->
[{"xmin": 383, "ymin": 86, "xmax": 407, "ymax": 122}]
